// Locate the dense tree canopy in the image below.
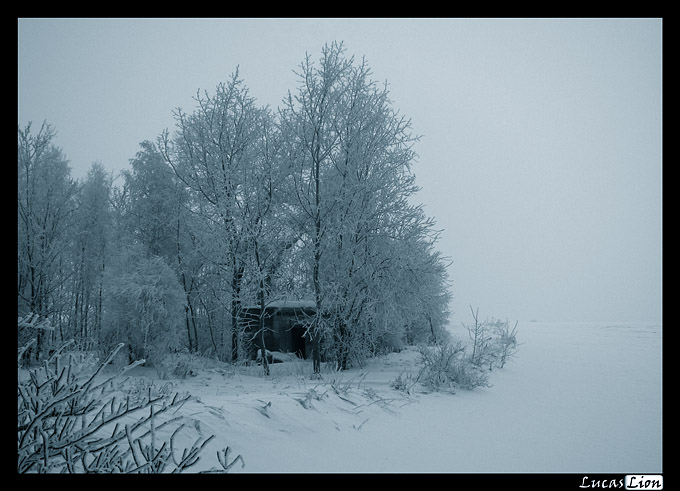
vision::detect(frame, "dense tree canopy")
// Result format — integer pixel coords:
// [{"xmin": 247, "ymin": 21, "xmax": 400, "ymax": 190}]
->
[{"xmin": 17, "ymin": 42, "xmax": 451, "ymax": 369}]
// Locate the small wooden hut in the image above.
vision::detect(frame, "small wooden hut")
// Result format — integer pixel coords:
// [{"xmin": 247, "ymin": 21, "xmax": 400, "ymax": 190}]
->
[{"xmin": 240, "ymin": 300, "xmax": 316, "ymax": 361}]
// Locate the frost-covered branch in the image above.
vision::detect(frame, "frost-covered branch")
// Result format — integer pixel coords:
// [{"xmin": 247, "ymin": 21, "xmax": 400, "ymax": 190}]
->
[{"xmin": 17, "ymin": 335, "xmax": 242, "ymax": 473}]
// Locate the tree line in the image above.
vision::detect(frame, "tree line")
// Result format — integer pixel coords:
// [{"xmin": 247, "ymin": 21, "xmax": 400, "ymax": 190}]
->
[{"xmin": 18, "ymin": 42, "xmax": 452, "ymax": 373}]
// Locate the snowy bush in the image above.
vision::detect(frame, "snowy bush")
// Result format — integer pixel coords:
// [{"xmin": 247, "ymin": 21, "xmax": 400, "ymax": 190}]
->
[
  {"xmin": 17, "ymin": 339, "xmax": 243, "ymax": 473},
  {"xmin": 462, "ymin": 307, "xmax": 494, "ymax": 368},
  {"xmin": 463, "ymin": 307, "xmax": 520, "ymax": 370},
  {"xmin": 414, "ymin": 309, "xmax": 519, "ymax": 393},
  {"xmin": 489, "ymin": 318, "xmax": 519, "ymax": 368},
  {"xmin": 171, "ymin": 359, "xmax": 196, "ymax": 379},
  {"xmin": 390, "ymin": 370, "xmax": 418, "ymax": 395},
  {"xmin": 417, "ymin": 342, "xmax": 490, "ymax": 392}
]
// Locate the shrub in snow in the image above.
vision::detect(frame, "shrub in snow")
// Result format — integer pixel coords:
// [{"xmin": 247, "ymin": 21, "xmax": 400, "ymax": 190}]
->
[
  {"xmin": 462, "ymin": 307, "xmax": 520, "ymax": 370},
  {"xmin": 171, "ymin": 359, "xmax": 197, "ymax": 379},
  {"xmin": 390, "ymin": 370, "xmax": 418, "ymax": 395},
  {"xmin": 417, "ymin": 341, "xmax": 490, "ymax": 392},
  {"xmin": 415, "ymin": 309, "xmax": 520, "ymax": 393},
  {"xmin": 17, "ymin": 338, "xmax": 243, "ymax": 473},
  {"xmin": 489, "ymin": 318, "xmax": 519, "ymax": 369},
  {"xmin": 462, "ymin": 307, "xmax": 494, "ymax": 368}
]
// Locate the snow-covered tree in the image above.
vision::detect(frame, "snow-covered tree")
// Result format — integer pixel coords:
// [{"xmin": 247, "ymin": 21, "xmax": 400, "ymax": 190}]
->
[
  {"xmin": 280, "ymin": 42, "xmax": 451, "ymax": 370},
  {"xmin": 17, "ymin": 45, "xmax": 452, "ymax": 372},
  {"xmin": 279, "ymin": 42, "xmax": 355, "ymax": 372},
  {"xmin": 118, "ymin": 141, "xmax": 207, "ymax": 354},
  {"xmin": 160, "ymin": 70, "xmax": 267, "ymax": 362},
  {"xmin": 18, "ymin": 121, "xmax": 79, "ymax": 359},
  {"xmin": 67, "ymin": 162, "xmax": 113, "ymax": 350},
  {"xmin": 101, "ymin": 244, "xmax": 185, "ymax": 366},
  {"xmin": 236, "ymin": 106, "xmax": 299, "ymax": 374},
  {"xmin": 120, "ymin": 142, "xmax": 179, "ymax": 259}
]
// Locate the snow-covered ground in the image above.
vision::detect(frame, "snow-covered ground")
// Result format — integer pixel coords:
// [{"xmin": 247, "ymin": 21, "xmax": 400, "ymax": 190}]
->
[{"xmin": 89, "ymin": 320, "xmax": 664, "ymax": 474}]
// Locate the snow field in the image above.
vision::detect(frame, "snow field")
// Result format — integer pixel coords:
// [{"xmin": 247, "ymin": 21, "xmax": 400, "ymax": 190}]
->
[{"xmin": 105, "ymin": 321, "xmax": 663, "ymax": 473}]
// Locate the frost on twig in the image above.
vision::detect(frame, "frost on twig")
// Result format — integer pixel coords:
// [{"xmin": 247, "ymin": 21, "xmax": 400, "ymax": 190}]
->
[{"xmin": 462, "ymin": 306, "xmax": 519, "ymax": 370}]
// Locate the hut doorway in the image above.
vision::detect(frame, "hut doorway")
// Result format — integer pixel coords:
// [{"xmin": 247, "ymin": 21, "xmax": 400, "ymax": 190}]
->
[{"xmin": 291, "ymin": 324, "xmax": 307, "ymax": 359}]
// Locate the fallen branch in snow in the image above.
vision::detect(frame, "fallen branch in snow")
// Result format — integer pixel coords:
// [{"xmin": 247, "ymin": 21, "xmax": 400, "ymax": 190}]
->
[
  {"xmin": 201, "ymin": 447, "xmax": 245, "ymax": 473},
  {"xmin": 256, "ymin": 401, "xmax": 272, "ymax": 418},
  {"xmin": 293, "ymin": 387, "xmax": 327, "ymax": 409},
  {"xmin": 353, "ymin": 388, "xmax": 407, "ymax": 416},
  {"xmin": 352, "ymin": 418, "xmax": 369, "ymax": 431},
  {"xmin": 331, "ymin": 386, "xmax": 358, "ymax": 406}
]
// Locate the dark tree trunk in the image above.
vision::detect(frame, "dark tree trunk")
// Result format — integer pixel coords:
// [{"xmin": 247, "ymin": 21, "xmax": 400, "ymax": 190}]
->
[{"xmin": 231, "ymin": 262, "xmax": 244, "ymax": 363}]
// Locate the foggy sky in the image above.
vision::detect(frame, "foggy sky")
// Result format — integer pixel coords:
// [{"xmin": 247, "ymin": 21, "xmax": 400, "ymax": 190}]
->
[{"xmin": 17, "ymin": 18, "xmax": 663, "ymax": 324}]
